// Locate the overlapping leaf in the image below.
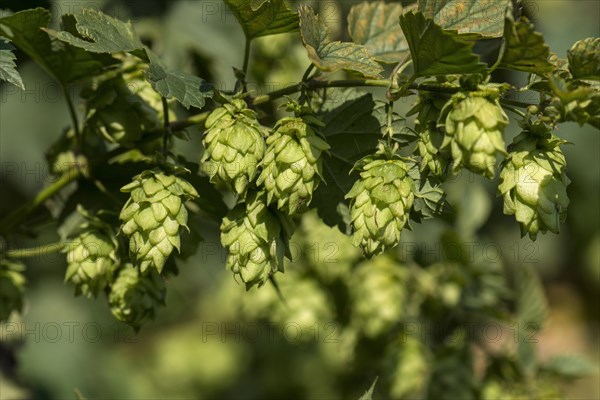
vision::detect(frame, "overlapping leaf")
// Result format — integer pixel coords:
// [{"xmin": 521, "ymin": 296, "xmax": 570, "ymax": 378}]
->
[
  {"xmin": 400, "ymin": 11, "xmax": 487, "ymax": 77},
  {"xmin": 223, "ymin": 0, "xmax": 299, "ymax": 40},
  {"xmin": 146, "ymin": 50, "xmax": 213, "ymax": 110},
  {"xmin": 419, "ymin": 0, "xmax": 511, "ymax": 38},
  {"xmin": 0, "ymin": 38, "xmax": 23, "ymax": 89},
  {"xmin": 299, "ymin": 5, "xmax": 383, "ymax": 78},
  {"xmin": 46, "ymin": 8, "xmax": 144, "ymax": 54},
  {"xmin": 498, "ymin": 16, "xmax": 554, "ymax": 73},
  {"xmin": 0, "ymin": 8, "xmax": 115, "ymax": 83},
  {"xmin": 347, "ymin": 1, "xmax": 416, "ymax": 63}
]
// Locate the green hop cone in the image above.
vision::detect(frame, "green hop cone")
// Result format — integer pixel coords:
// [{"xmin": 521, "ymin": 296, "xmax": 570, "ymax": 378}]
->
[
  {"xmin": 388, "ymin": 336, "xmax": 429, "ymax": 398},
  {"xmin": 350, "ymin": 255, "xmax": 407, "ymax": 338},
  {"xmin": 346, "ymin": 157, "xmax": 415, "ymax": 258},
  {"xmin": 202, "ymin": 99, "xmax": 266, "ymax": 195},
  {"xmin": 0, "ymin": 259, "xmax": 26, "ymax": 322},
  {"xmin": 63, "ymin": 210, "xmax": 119, "ymax": 298},
  {"xmin": 442, "ymin": 93, "xmax": 509, "ymax": 179},
  {"xmin": 257, "ymin": 116, "xmax": 330, "ymax": 215},
  {"xmin": 83, "ymin": 57, "xmax": 168, "ymax": 146},
  {"xmin": 108, "ymin": 264, "xmax": 166, "ymax": 329},
  {"xmin": 221, "ymin": 192, "xmax": 294, "ymax": 289},
  {"xmin": 567, "ymin": 37, "xmax": 600, "ymax": 80},
  {"xmin": 410, "ymin": 92, "xmax": 449, "ymax": 177},
  {"xmin": 120, "ymin": 170, "xmax": 199, "ymax": 273},
  {"xmin": 498, "ymin": 129, "xmax": 570, "ymax": 240}
]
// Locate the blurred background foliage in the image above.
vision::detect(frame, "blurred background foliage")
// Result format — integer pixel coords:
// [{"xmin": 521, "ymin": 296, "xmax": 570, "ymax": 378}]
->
[{"xmin": 0, "ymin": 0, "xmax": 598, "ymax": 399}]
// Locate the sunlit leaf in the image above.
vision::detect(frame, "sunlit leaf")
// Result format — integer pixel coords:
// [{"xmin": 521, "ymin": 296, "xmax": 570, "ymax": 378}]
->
[
  {"xmin": 223, "ymin": 0, "xmax": 299, "ymax": 40},
  {"xmin": 0, "ymin": 38, "xmax": 23, "ymax": 89},
  {"xmin": 347, "ymin": 1, "xmax": 416, "ymax": 63},
  {"xmin": 498, "ymin": 16, "xmax": 554, "ymax": 73}
]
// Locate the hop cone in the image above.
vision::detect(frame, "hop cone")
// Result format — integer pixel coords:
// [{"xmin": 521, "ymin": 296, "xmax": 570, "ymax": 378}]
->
[
  {"xmin": 0, "ymin": 259, "xmax": 26, "ymax": 322},
  {"xmin": 498, "ymin": 129, "xmax": 570, "ymax": 240},
  {"xmin": 410, "ymin": 92, "xmax": 449, "ymax": 177},
  {"xmin": 202, "ymin": 99, "xmax": 265, "ymax": 194},
  {"xmin": 108, "ymin": 264, "xmax": 166, "ymax": 329},
  {"xmin": 442, "ymin": 94, "xmax": 509, "ymax": 179},
  {"xmin": 568, "ymin": 37, "xmax": 600, "ymax": 80},
  {"xmin": 388, "ymin": 337, "xmax": 429, "ymax": 398},
  {"xmin": 346, "ymin": 158, "xmax": 415, "ymax": 258},
  {"xmin": 257, "ymin": 116, "xmax": 330, "ymax": 215},
  {"xmin": 83, "ymin": 58, "xmax": 167, "ymax": 146},
  {"xmin": 221, "ymin": 192, "xmax": 294, "ymax": 289},
  {"xmin": 63, "ymin": 212, "xmax": 119, "ymax": 298},
  {"xmin": 120, "ymin": 170, "xmax": 199, "ymax": 273},
  {"xmin": 350, "ymin": 255, "xmax": 407, "ymax": 338}
]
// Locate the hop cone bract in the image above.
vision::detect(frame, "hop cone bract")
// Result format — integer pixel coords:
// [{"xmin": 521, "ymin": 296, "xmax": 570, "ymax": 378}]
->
[
  {"xmin": 346, "ymin": 158, "xmax": 415, "ymax": 258},
  {"xmin": 351, "ymin": 255, "xmax": 407, "ymax": 337},
  {"xmin": 120, "ymin": 170, "xmax": 199, "ymax": 273},
  {"xmin": 108, "ymin": 264, "xmax": 166, "ymax": 329},
  {"xmin": 443, "ymin": 94, "xmax": 509, "ymax": 178},
  {"xmin": 202, "ymin": 99, "xmax": 265, "ymax": 194},
  {"xmin": 63, "ymin": 214, "xmax": 119, "ymax": 298},
  {"xmin": 410, "ymin": 92, "xmax": 449, "ymax": 177},
  {"xmin": 498, "ymin": 130, "xmax": 570, "ymax": 240},
  {"xmin": 257, "ymin": 117, "xmax": 330, "ymax": 215},
  {"xmin": 0, "ymin": 259, "xmax": 26, "ymax": 322},
  {"xmin": 221, "ymin": 192, "xmax": 294, "ymax": 289}
]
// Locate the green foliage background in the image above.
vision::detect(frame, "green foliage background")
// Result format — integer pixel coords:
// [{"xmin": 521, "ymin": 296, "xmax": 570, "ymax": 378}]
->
[{"xmin": 0, "ymin": 0, "xmax": 598, "ymax": 399}]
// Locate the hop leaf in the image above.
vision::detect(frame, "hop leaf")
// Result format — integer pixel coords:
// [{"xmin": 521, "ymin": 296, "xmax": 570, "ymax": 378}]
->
[
  {"xmin": 83, "ymin": 56, "xmax": 168, "ymax": 146},
  {"xmin": 498, "ymin": 129, "xmax": 570, "ymax": 240},
  {"xmin": 119, "ymin": 169, "xmax": 199, "ymax": 273},
  {"xmin": 442, "ymin": 93, "xmax": 509, "ymax": 179},
  {"xmin": 221, "ymin": 192, "xmax": 294, "ymax": 289},
  {"xmin": 108, "ymin": 264, "xmax": 166, "ymax": 330},
  {"xmin": 350, "ymin": 255, "xmax": 407, "ymax": 338},
  {"xmin": 202, "ymin": 99, "xmax": 266, "ymax": 195},
  {"xmin": 257, "ymin": 115, "xmax": 330, "ymax": 215},
  {"xmin": 346, "ymin": 157, "xmax": 415, "ymax": 258},
  {"xmin": 63, "ymin": 209, "xmax": 119, "ymax": 298},
  {"xmin": 0, "ymin": 259, "xmax": 26, "ymax": 322}
]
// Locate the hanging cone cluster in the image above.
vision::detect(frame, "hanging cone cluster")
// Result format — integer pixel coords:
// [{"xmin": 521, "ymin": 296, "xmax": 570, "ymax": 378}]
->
[
  {"xmin": 498, "ymin": 129, "xmax": 570, "ymax": 240},
  {"xmin": 108, "ymin": 264, "xmax": 166, "ymax": 330},
  {"xmin": 63, "ymin": 211, "xmax": 119, "ymax": 298},
  {"xmin": 442, "ymin": 93, "xmax": 509, "ymax": 179},
  {"xmin": 346, "ymin": 157, "xmax": 415, "ymax": 258},
  {"xmin": 257, "ymin": 116, "xmax": 330, "ymax": 215},
  {"xmin": 221, "ymin": 192, "xmax": 294, "ymax": 289},
  {"xmin": 0, "ymin": 259, "xmax": 26, "ymax": 322},
  {"xmin": 120, "ymin": 169, "xmax": 199, "ymax": 273},
  {"xmin": 202, "ymin": 99, "xmax": 266, "ymax": 195}
]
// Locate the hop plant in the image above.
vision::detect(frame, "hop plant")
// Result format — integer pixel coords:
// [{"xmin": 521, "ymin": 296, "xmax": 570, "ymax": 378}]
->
[
  {"xmin": 388, "ymin": 336, "xmax": 429, "ymax": 399},
  {"xmin": 0, "ymin": 259, "xmax": 26, "ymax": 322},
  {"xmin": 346, "ymin": 155, "xmax": 415, "ymax": 258},
  {"xmin": 120, "ymin": 169, "xmax": 199, "ymax": 273},
  {"xmin": 442, "ymin": 93, "xmax": 509, "ymax": 179},
  {"xmin": 257, "ymin": 114, "xmax": 330, "ymax": 215},
  {"xmin": 221, "ymin": 192, "xmax": 294, "ymax": 289},
  {"xmin": 498, "ymin": 128, "xmax": 570, "ymax": 240},
  {"xmin": 108, "ymin": 264, "xmax": 166, "ymax": 330},
  {"xmin": 83, "ymin": 57, "xmax": 167, "ymax": 146},
  {"xmin": 202, "ymin": 99, "xmax": 266, "ymax": 195},
  {"xmin": 63, "ymin": 208, "xmax": 119, "ymax": 298},
  {"xmin": 350, "ymin": 255, "xmax": 407, "ymax": 338}
]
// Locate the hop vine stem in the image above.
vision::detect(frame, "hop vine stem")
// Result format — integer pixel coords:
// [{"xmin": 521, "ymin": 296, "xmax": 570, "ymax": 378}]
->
[
  {"xmin": 5, "ymin": 242, "xmax": 64, "ymax": 258},
  {"xmin": 0, "ymin": 77, "xmax": 535, "ymax": 234}
]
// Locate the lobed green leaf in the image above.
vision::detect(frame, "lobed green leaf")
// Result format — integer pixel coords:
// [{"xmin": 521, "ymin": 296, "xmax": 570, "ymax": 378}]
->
[
  {"xmin": 223, "ymin": 0, "xmax": 299, "ymax": 40},
  {"xmin": 347, "ymin": 1, "xmax": 416, "ymax": 63},
  {"xmin": 399, "ymin": 11, "xmax": 487, "ymax": 77}
]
